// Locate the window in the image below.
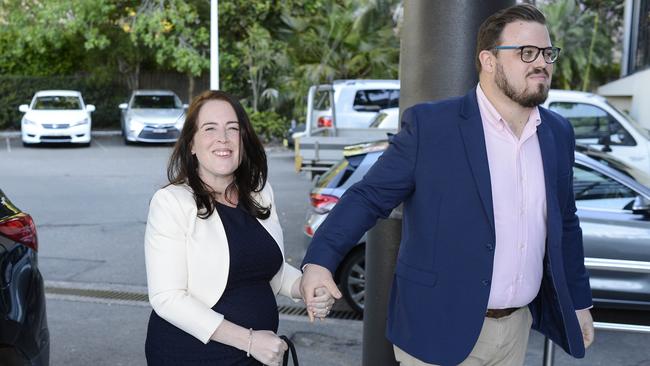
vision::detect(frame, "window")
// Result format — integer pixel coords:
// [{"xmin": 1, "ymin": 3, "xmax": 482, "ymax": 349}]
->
[
  {"xmin": 132, "ymin": 95, "xmax": 180, "ymax": 109},
  {"xmin": 314, "ymin": 90, "xmax": 331, "ymax": 111},
  {"xmin": 33, "ymin": 96, "xmax": 82, "ymax": 110},
  {"xmin": 549, "ymin": 102, "xmax": 636, "ymax": 146},
  {"xmin": 353, "ymin": 89, "xmax": 399, "ymax": 112},
  {"xmin": 573, "ymin": 164, "xmax": 637, "ymax": 211}
]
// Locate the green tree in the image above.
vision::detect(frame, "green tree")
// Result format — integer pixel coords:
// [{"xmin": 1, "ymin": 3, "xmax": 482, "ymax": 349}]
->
[{"xmin": 541, "ymin": 0, "xmax": 621, "ymax": 91}]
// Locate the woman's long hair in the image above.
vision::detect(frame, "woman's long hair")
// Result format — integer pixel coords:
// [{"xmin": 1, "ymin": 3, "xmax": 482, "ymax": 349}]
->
[{"xmin": 167, "ymin": 90, "xmax": 270, "ymax": 220}]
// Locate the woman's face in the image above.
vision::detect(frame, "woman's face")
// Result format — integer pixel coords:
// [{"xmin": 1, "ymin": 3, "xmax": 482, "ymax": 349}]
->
[{"xmin": 191, "ymin": 99, "xmax": 241, "ymax": 190}]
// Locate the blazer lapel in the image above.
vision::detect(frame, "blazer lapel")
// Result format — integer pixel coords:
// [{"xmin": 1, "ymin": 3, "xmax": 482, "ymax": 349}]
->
[
  {"xmin": 536, "ymin": 114, "xmax": 559, "ymax": 248},
  {"xmin": 458, "ymin": 90, "xmax": 495, "ymax": 234}
]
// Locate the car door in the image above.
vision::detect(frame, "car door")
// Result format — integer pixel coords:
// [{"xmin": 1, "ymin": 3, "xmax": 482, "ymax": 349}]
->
[{"xmin": 573, "ymin": 161, "xmax": 650, "ymax": 308}]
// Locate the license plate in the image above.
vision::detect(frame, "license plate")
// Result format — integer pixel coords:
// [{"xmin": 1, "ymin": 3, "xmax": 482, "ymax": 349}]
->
[{"xmin": 152, "ymin": 128, "xmax": 167, "ymax": 133}]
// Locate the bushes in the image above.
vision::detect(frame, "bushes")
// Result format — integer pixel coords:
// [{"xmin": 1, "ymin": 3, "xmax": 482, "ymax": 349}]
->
[
  {"xmin": 245, "ymin": 108, "xmax": 289, "ymax": 143},
  {"xmin": 0, "ymin": 75, "xmax": 128, "ymax": 130}
]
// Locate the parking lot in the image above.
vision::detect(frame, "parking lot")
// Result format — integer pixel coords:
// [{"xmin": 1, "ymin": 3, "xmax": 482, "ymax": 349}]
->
[{"xmin": 1, "ymin": 134, "xmax": 649, "ymax": 365}]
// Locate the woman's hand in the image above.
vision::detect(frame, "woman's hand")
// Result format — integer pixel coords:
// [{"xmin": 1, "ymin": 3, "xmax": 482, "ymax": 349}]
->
[
  {"xmin": 308, "ymin": 286, "xmax": 336, "ymax": 320},
  {"xmin": 249, "ymin": 330, "xmax": 288, "ymax": 366}
]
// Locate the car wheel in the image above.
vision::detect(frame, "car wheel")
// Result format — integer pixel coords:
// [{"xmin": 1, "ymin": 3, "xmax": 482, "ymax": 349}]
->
[
  {"xmin": 337, "ymin": 246, "xmax": 365, "ymax": 315},
  {"xmin": 124, "ymin": 136, "xmax": 133, "ymax": 146}
]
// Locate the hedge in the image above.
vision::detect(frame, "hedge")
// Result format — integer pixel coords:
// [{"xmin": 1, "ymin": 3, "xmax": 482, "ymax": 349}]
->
[{"xmin": 0, "ymin": 75, "xmax": 129, "ymax": 130}]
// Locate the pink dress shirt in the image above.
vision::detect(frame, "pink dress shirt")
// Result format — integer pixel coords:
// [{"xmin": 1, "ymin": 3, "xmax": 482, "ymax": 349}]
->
[{"xmin": 476, "ymin": 84, "xmax": 547, "ymax": 309}]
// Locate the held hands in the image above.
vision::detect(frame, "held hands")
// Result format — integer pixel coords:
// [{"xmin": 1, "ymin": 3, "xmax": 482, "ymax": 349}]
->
[
  {"xmin": 300, "ymin": 264, "xmax": 342, "ymax": 322},
  {"xmin": 575, "ymin": 309, "xmax": 595, "ymax": 349},
  {"xmin": 249, "ymin": 330, "xmax": 288, "ymax": 366}
]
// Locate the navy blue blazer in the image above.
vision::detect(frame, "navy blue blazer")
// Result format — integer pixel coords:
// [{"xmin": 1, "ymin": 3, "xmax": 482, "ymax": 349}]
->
[{"xmin": 303, "ymin": 88, "xmax": 593, "ymax": 365}]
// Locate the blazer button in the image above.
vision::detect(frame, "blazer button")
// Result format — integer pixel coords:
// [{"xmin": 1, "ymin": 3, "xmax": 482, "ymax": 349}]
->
[
  {"xmin": 482, "ymin": 279, "xmax": 490, "ymax": 286},
  {"xmin": 486, "ymin": 243, "xmax": 494, "ymax": 251}
]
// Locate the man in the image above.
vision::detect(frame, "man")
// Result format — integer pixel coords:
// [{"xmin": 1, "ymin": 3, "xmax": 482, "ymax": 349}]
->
[{"xmin": 300, "ymin": 4, "xmax": 594, "ymax": 366}]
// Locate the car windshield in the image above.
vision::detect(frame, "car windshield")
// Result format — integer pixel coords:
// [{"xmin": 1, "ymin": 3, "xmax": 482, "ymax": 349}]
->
[
  {"xmin": 33, "ymin": 96, "xmax": 82, "ymax": 110},
  {"xmin": 131, "ymin": 95, "xmax": 180, "ymax": 109}
]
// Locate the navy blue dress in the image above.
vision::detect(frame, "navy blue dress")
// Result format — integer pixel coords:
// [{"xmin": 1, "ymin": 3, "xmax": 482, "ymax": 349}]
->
[{"xmin": 145, "ymin": 202, "xmax": 283, "ymax": 365}]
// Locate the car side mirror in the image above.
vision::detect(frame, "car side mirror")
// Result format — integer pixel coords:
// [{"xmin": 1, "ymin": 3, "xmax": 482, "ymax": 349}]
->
[
  {"xmin": 632, "ymin": 195, "xmax": 650, "ymax": 217},
  {"xmin": 86, "ymin": 104, "xmax": 96, "ymax": 113},
  {"xmin": 18, "ymin": 104, "xmax": 29, "ymax": 113},
  {"xmin": 119, "ymin": 103, "xmax": 128, "ymax": 110},
  {"xmin": 597, "ymin": 135, "xmax": 612, "ymax": 152},
  {"xmin": 183, "ymin": 104, "xmax": 189, "ymax": 110}
]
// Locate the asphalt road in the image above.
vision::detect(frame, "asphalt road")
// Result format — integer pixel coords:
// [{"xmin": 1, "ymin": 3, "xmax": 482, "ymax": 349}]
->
[{"xmin": 1, "ymin": 135, "xmax": 648, "ymax": 366}]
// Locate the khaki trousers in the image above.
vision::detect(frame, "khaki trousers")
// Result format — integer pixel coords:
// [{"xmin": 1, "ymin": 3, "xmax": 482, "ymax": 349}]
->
[{"xmin": 394, "ymin": 307, "xmax": 532, "ymax": 366}]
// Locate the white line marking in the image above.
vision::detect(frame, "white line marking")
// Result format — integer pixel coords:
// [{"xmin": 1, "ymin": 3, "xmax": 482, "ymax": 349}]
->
[
  {"xmin": 5, "ymin": 137, "xmax": 11, "ymax": 153},
  {"xmin": 94, "ymin": 138, "xmax": 108, "ymax": 152}
]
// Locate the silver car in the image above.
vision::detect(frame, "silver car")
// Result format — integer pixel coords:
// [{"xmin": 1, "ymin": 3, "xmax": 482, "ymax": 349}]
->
[
  {"xmin": 119, "ymin": 90, "xmax": 187, "ymax": 144},
  {"xmin": 304, "ymin": 141, "xmax": 650, "ymax": 314}
]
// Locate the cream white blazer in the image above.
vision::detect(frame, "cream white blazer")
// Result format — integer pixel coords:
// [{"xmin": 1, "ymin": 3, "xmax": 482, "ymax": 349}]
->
[{"xmin": 144, "ymin": 182, "xmax": 302, "ymax": 344}]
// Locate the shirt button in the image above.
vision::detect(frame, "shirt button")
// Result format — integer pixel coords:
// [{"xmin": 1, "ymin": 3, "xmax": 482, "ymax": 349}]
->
[
  {"xmin": 519, "ymin": 243, "xmax": 525, "ymax": 250},
  {"xmin": 482, "ymin": 279, "xmax": 491, "ymax": 286},
  {"xmin": 486, "ymin": 243, "xmax": 494, "ymax": 251}
]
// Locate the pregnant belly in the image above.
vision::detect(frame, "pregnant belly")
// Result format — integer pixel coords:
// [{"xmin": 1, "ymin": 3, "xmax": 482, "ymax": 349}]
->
[{"xmin": 212, "ymin": 283, "xmax": 279, "ymax": 332}]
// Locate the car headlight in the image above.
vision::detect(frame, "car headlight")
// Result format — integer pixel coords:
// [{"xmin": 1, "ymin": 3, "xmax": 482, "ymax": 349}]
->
[
  {"xmin": 127, "ymin": 119, "xmax": 144, "ymax": 130},
  {"xmin": 71, "ymin": 118, "xmax": 90, "ymax": 127},
  {"xmin": 22, "ymin": 118, "xmax": 37, "ymax": 125},
  {"xmin": 175, "ymin": 115, "xmax": 185, "ymax": 129}
]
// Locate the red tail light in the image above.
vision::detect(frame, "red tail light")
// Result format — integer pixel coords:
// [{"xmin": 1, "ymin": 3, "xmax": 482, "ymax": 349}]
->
[
  {"xmin": 310, "ymin": 193, "xmax": 339, "ymax": 214},
  {"xmin": 304, "ymin": 225, "xmax": 314, "ymax": 237},
  {"xmin": 0, "ymin": 213, "xmax": 38, "ymax": 251},
  {"xmin": 317, "ymin": 116, "xmax": 333, "ymax": 128}
]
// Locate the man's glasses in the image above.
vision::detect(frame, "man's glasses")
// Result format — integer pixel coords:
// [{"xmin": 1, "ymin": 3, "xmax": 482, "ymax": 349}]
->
[{"xmin": 492, "ymin": 45, "xmax": 561, "ymax": 64}]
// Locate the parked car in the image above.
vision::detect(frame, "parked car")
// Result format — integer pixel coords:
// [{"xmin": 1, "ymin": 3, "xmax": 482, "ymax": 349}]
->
[
  {"xmin": 311, "ymin": 79, "xmax": 400, "ymax": 129},
  {"xmin": 0, "ymin": 190, "xmax": 49, "ymax": 365},
  {"xmin": 542, "ymin": 90, "xmax": 650, "ymax": 174},
  {"xmin": 19, "ymin": 90, "xmax": 95, "ymax": 147},
  {"xmin": 283, "ymin": 122, "xmax": 305, "ymax": 149},
  {"xmin": 119, "ymin": 90, "xmax": 187, "ymax": 144},
  {"xmin": 304, "ymin": 141, "xmax": 650, "ymax": 315},
  {"xmin": 368, "ymin": 107, "xmax": 399, "ymax": 129}
]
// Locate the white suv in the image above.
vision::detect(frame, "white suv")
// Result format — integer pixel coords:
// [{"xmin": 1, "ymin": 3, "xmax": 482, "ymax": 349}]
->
[
  {"xmin": 312, "ymin": 79, "xmax": 400, "ymax": 129},
  {"xmin": 543, "ymin": 90, "xmax": 650, "ymax": 174}
]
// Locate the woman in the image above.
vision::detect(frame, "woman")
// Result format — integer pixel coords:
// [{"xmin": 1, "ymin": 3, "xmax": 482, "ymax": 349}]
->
[{"xmin": 144, "ymin": 90, "xmax": 334, "ymax": 365}]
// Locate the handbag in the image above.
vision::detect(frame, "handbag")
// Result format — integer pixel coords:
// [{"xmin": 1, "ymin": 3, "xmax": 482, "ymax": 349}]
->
[{"xmin": 279, "ymin": 335, "xmax": 299, "ymax": 366}]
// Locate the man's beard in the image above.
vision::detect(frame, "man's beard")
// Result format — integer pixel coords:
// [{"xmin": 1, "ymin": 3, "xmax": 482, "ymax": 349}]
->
[{"xmin": 495, "ymin": 63, "xmax": 549, "ymax": 108}]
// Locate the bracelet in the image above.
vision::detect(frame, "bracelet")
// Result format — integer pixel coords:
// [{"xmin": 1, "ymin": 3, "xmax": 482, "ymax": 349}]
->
[{"xmin": 246, "ymin": 328, "xmax": 253, "ymax": 357}]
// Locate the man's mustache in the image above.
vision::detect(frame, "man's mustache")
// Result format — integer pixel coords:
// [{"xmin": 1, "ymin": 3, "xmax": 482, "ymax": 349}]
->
[{"xmin": 527, "ymin": 68, "xmax": 549, "ymax": 77}]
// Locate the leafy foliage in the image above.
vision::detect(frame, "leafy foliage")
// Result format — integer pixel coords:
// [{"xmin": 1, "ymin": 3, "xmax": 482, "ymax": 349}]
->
[
  {"xmin": 0, "ymin": 0, "xmax": 625, "ymax": 138},
  {"xmin": 541, "ymin": 0, "xmax": 623, "ymax": 91}
]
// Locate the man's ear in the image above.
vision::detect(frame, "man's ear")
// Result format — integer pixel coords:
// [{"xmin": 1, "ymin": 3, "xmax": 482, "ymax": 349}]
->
[{"xmin": 479, "ymin": 50, "xmax": 495, "ymax": 73}]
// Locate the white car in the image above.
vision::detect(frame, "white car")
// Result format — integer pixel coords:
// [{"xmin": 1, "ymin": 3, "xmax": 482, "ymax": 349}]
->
[
  {"xmin": 19, "ymin": 90, "xmax": 95, "ymax": 147},
  {"xmin": 368, "ymin": 107, "xmax": 399, "ymax": 129},
  {"xmin": 119, "ymin": 90, "xmax": 187, "ymax": 144},
  {"xmin": 312, "ymin": 79, "xmax": 400, "ymax": 129},
  {"xmin": 542, "ymin": 90, "xmax": 650, "ymax": 174}
]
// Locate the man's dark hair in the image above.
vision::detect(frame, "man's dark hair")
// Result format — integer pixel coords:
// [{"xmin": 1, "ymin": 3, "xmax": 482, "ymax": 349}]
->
[
  {"xmin": 475, "ymin": 4, "xmax": 547, "ymax": 72},
  {"xmin": 167, "ymin": 89, "xmax": 271, "ymax": 220}
]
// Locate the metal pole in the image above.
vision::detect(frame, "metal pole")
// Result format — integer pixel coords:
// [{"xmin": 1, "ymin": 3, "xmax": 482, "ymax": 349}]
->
[
  {"xmin": 543, "ymin": 337, "xmax": 555, "ymax": 366},
  {"xmin": 362, "ymin": 216, "xmax": 402, "ymax": 366},
  {"xmin": 210, "ymin": 0, "xmax": 219, "ymax": 90},
  {"xmin": 362, "ymin": 1, "xmax": 514, "ymax": 365}
]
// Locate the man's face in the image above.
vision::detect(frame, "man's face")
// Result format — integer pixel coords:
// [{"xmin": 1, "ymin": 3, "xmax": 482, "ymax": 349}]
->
[{"xmin": 493, "ymin": 21, "xmax": 554, "ymax": 108}]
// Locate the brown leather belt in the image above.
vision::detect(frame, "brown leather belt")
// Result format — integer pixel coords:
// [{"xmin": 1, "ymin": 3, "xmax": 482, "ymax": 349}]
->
[{"xmin": 485, "ymin": 307, "xmax": 520, "ymax": 319}]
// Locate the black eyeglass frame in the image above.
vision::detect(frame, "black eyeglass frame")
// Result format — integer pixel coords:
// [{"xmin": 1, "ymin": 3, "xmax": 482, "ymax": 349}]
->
[{"xmin": 492, "ymin": 45, "xmax": 561, "ymax": 64}]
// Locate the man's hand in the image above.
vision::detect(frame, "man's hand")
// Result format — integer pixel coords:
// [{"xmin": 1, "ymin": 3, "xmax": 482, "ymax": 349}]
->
[
  {"xmin": 576, "ymin": 309, "xmax": 594, "ymax": 349},
  {"xmin": 300, "ymin": 264, "xmax": 342, "ymax": 322}
]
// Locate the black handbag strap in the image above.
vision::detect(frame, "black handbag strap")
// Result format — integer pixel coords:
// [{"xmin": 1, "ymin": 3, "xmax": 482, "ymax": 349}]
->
[{"xmin": 280, "ymin": 335, "xmax": 299, "ymax": 366}]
